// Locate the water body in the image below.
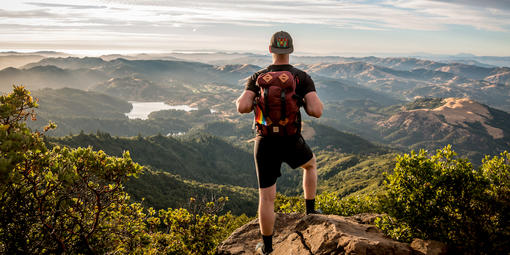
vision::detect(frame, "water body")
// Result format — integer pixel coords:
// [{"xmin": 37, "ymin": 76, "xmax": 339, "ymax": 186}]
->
[{"xmin": 125, "ymin": 101, "xmax": 198, "ymax": 120}]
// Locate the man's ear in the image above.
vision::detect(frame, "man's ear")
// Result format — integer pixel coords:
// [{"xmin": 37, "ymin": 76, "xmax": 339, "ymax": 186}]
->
[{"xmin": 268, "ymin": 45, "xmax": 272, "ymax": 53}]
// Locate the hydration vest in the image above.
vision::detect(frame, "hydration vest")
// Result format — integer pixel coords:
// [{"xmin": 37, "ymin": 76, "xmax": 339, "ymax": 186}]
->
[{"xmin": 254, "ymin": 68, "xmax": 302, "ymax": 136}]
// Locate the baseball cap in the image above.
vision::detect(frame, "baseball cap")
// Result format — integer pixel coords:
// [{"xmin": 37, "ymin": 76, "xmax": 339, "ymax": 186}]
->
[{"xmin": 269, "ymin": 31, "xmax": 294, "ymax": 54}]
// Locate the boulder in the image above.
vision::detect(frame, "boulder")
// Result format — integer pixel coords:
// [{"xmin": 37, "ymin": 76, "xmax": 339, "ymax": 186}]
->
[
  {"xmin": 216, "ymin": 213, "xmax": 446, "ymax": 255},
  {"xmin": 411, "ymin": 239, "xmax": 448, "ymax": 255}
]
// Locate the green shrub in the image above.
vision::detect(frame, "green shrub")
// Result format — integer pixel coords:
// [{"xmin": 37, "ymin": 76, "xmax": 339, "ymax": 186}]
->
[
  {"xmin": 0, "ymin": 86, "xmax": 251, "ymax": 254},
  {"xmin": 276, "ymin": 192, "xmax": 380, "ymax": 216},
  {"xmin": 374, "ymin": 215, "xmax": 413, "ymax": 243},
  {"xmin": 381, "ymin": 145, "xmax": 509, "ymax": 254}
]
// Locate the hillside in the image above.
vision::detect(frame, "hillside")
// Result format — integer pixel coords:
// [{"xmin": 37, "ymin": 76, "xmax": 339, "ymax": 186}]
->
[
  {"xmin": 0, "ymin": 65, "xmax": 108, "ymax": 92},
  {"xmin": 32, "ymin": 87, "xmax": 131, "ymax": 119},
  {"xmin": 297, "ymin": 61, "xmax": 510, "ymax": 111},
  {"xmin": 27, "ymin": 88, "xmax": 193, "ymax": 136},
  {"xmin": 316, "ymin": 153, "xmax": 396, "ymax": 196},
  {"xmin": 126, "ymin": 169, "xmax": 258, "ymax": 216},
  {"xmin": 377, "ymin": 98, "xmax": 510, "ymax": 162},
  {"xmin": 91, "ymin": 76, "xmax": 177, "ymax": 101},
  {"xmin": 48, "ymin": 132, "xmax": 257, "ymax": 188}
]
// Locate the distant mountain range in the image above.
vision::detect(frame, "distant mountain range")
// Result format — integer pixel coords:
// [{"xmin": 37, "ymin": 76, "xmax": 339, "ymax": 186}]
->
[
  {"xmin": 322, "ymin": 97, "xmax": 509, "ymax": 163},
  {"xmin": 2, "ymin": 52, "xmax": 509, "ymax": 214},
  {"xmin": 5, "ymin": 55, "xmax": 506, "ymax": 161},
  {"xmin": 297, "ymin": 62, "xmax": 510, "ymax": 111}
]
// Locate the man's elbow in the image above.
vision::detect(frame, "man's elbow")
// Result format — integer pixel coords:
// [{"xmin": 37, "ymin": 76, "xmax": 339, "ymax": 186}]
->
[
  {"xmin": 236, "ymin": 101, "xmax": 252, "ymax": 114},
  {"xmin": 310, "ymin": 108, "xmax": 323, "ymax": 118},
  {"xmin": 314, "ymin": 108, "xmax": 323, "ymax": 118},
  {"xmin": 306, "ymin": 104, "xmax": 323, "ymax": 118},
  {"xmin": 237, "ymin": 106, "xmax": 251, "ymax": 114}
]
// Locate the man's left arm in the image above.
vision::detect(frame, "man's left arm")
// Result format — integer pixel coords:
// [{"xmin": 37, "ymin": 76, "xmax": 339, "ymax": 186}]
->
[{"xmin": 236, "ymin": 90, "xmax": 256, "ymax": 114}]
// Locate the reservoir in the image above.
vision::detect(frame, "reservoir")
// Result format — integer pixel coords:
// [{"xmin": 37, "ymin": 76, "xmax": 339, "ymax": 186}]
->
[{"xmin": 125, "ymin": 101, "xmax": 197, "ymax": 120}]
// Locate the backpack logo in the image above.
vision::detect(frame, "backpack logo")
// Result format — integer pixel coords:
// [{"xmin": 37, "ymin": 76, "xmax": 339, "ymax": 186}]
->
[
  {"xmin": 278, "ymin": 73, "xmax": 289, "ymax": 83},
  {"xmin": 262, "ymin": 73, "xmax": 273, "ymax": 83}
]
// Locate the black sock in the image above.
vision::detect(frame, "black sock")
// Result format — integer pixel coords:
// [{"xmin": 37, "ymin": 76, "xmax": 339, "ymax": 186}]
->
[
  {"xmin": 262, "ymin": 234, "xmax": 273, "ymax": 252},
  {"xmin": 305, "ymin": 199, "xmax": 315, "ymax": 214}
]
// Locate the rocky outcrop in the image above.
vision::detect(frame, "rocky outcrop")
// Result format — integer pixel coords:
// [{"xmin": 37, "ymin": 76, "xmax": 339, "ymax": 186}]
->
[{"xmin": 216, "ymin": 213, "xmax": 447, "ymax": 255}]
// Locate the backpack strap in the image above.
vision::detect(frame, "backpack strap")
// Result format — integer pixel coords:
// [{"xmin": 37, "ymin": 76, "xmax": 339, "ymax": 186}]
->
[
  {"xmin": 264, "ymin": 87, "xmax": 270, "ymax": 123},
  {"xmin": 280, "ymin": 89, "xmax": 286, "ymax": 122}
]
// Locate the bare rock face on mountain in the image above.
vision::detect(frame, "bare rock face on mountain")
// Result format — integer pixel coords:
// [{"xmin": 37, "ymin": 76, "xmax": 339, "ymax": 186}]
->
[{"xmin": 216, "ymin": 213, "xmax": 447, "ymax": 255}]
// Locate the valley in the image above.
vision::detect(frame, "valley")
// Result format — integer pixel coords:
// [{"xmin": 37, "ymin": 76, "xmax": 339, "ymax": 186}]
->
[{"xmin": 1, "ymin": 52, "xmax": 509, "ymax": 215}]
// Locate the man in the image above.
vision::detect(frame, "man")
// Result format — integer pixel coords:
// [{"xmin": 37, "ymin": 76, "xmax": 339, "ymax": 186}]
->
[{"xmin": 236, "ymin": 31, "xmax": 323, "ymax": 254}]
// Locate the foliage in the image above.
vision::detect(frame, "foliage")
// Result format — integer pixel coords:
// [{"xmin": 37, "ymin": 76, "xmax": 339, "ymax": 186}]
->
[
  {"xmin": 0, "ymin": 86, "xmax": 251, "ymax": 254},
  {"xmin": 142, "ymin": 197, "xmax": 251, "ymax": 255},
  {"xmin": 48, "ymin": 130, "xmax": 257, "ymax": 188},
  {"xmin": 316, "ymin": 152, "xmax": 396, "ymax": 196},
  {"xmin": 380, "ymin": 145, "xmax": 510, "ymax": 254},
  {"xmin": 275, "ymin": 192, "xmax": 380, "ymax": 216},
  {"xmin": 374, "ymin": 215, "xmax": 413, "ymax": 243},
  {"xmin": 126, "ymin": 169, "xmax": 258, "ymax": 216},
  {"xmin": 403, "ymin": 97, "xmax": 444, "ymax": 110}
]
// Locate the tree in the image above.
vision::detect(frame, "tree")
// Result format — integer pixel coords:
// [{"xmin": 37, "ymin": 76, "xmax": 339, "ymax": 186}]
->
[
  {"xmin": 380, "ymin": 145, "xmax": 509, "ymax": 254},
  {"xmin": 0, "ymin": 86, "xmax": 143, "ymax": 253},
  {"xmin": 0, "ymin": 86, "xmax": 250, "ymax": 254}
]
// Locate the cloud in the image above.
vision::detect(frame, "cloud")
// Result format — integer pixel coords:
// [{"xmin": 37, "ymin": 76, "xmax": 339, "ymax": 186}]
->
[
  {"xmin": 426, "ymin": 0, "xmax": 510, "ymax": 10},
  {"xmin": 0, "ymin": 0, "xmax": 509, "ymax": 54},
  {"xmin": 0, "ymin": 8, "xmax": 58, "ymax": 18},
  {"xmin": 25, "ymin": 2, "xmax": 108, "ymax": 9},
  {"xmin": 93, "ymin": 0, "xmax": 510, "ymax": 31},
  {"xmin": 384, "ymin": 0, "xmax": 510, "ymax": 32},
  {"xmin": 0, "ymin": 0, "xmax": 506, "ymax": 32}
]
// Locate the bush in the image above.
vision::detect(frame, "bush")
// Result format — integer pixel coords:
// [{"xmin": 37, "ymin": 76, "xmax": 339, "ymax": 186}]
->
[
  {"xmin": 0, "ymin": 86, "xmax": 251, "ymax": 254},
  {"xmin": 380, "ymin": 145, "xmax": 509, "ymax": 254},
  {"xmin": 276, "ymin": 192, "xmax": 380, "ymax": 216}
]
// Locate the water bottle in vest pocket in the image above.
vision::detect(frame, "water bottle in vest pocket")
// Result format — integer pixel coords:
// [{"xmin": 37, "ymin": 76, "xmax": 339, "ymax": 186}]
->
[{"xmin": 254, "ymin": 70, "xmax": 301, "ymax": 136}]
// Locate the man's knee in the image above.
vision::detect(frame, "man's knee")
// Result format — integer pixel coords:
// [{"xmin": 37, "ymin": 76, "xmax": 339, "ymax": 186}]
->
[{"xmin": 259, "ymin": 185, "xmax": 276, "ymax": 203}]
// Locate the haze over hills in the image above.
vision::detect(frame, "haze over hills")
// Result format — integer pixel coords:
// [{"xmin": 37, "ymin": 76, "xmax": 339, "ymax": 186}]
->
[
  {"xmin": 2, "ymin": 52, "xmax": 509, "ymax": 214},
  {"xmin": 0, "ymin": 51, "xmax": 70, "ymax": 69}
]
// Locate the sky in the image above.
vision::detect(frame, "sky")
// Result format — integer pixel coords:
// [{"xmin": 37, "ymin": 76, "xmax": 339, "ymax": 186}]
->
[{"xmin": 1, "ymin": 0, "xmax": 510, "ymax": 56}]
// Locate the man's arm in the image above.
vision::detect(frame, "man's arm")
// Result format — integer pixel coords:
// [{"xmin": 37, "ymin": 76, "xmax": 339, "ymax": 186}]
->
[
  {"xmin": 303, "ymin": 92, "xmax": 323, "ymax": 118},
  {"xmin": 236, "ymin": 90, "xmax": 256, "ymax": 114}
]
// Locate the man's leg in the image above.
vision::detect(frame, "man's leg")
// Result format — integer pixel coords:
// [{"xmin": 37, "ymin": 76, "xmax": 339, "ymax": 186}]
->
[
  {"xmin": 258, "ymin": 183, "xmax": 276, "ymax": 253},
  {"xmin": 301, "ymin": 155, "xmax": 318, "ymax": 214},
  {"xmin": 301, "ymin": 155, "xmax": 317, "ymax": 199},
  {"xmin": 258, "ymin": 183, "xmax": 276, "ymax": 235}
]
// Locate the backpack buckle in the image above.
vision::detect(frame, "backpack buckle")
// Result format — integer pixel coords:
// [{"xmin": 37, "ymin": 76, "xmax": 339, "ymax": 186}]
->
[{"xmin": 279, "ymin": 118, "xmax": 289, "ymax": 126}]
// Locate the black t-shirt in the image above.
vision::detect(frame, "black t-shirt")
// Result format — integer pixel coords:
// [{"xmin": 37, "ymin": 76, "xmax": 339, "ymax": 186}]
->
[{"xmin": 245, "ymin": 64, "xmax": 316, "ymax": 98}]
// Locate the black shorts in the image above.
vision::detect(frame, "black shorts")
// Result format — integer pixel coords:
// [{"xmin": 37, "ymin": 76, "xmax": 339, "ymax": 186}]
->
[{"xmin": 254, "ymin": 134, "xmax": 314, "ymax": 188}]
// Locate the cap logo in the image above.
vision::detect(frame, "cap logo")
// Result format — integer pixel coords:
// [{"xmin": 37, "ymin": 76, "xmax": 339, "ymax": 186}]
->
[
  {"xmin": 278, "ymin": 73, "xmax": 289, "ymax": 83},
  {"xmin": 277, "ymin": 38, "xmax": 288, "ymax": 48},
  {"xmin": 262, "ymin": 73, "xmax": 273, "ymax": 83}
]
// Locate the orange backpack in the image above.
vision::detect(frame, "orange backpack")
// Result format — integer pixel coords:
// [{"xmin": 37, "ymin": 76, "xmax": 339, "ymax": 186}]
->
[{"xmin": 254, "ymin": 69, "xmax": 302, "ymax": 136}]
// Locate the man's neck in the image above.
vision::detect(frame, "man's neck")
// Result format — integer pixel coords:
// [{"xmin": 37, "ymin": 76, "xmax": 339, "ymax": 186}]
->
[
  {"xmin": 272, "ymin": 53, "xmax": 290, "ymax": 65},
  {"xmin": 272, "ymin": 60, "xmax": 289, "ymax": 65}
]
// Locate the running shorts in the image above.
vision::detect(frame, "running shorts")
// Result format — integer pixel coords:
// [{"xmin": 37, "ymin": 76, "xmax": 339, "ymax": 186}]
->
[{"xmin": 254, "ymin": 134, "xmax": 314, "ymax": 188}]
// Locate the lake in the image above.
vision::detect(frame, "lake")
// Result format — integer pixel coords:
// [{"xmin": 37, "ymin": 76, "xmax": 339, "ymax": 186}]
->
[{"xmin": 125, "ymin": 101, "xmax": 198, "ymax": 120}]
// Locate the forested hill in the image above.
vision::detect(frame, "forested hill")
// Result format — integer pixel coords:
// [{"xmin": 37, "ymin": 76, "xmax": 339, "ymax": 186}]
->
[
  {"xmin": 48, "ymin": 131, "xmax": 257, "ymax": 188},
  {"xmin": 126, "ymin": 170, "xmax": 258, "ymax": 216}
]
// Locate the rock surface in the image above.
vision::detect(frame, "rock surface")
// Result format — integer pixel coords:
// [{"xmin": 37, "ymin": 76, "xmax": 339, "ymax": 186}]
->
[{"xmin": 216, "ymin": 213, "xmax": 446, "ymax": 255}]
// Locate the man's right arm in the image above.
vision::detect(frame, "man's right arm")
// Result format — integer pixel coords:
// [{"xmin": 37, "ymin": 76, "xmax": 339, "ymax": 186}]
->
[
  {"xmin": 303, "ymin": 92, "xmax": 323, "ymax": 118},
  {"xmin": 236, "ymin": 90, "xmax": 256, "ymax": 114}
]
